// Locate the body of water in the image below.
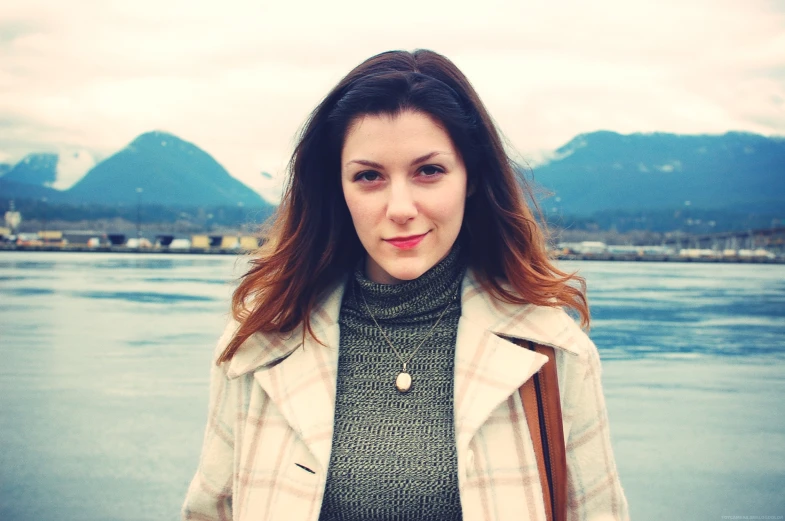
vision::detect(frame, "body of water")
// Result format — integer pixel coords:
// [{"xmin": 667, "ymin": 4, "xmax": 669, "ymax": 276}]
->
[{"xmin": 1, "ymin": 252, "xmax": 783, "ymax": 520}]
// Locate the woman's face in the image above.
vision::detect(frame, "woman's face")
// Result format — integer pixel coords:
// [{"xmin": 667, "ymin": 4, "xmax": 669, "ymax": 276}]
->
[{"xmin": 341, "ymin": 110, "xmax": 468, "ymax": 285}]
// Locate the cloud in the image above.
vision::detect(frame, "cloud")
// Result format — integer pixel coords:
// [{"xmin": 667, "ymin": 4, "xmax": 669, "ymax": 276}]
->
[{"xmin": 0, "ymin": 0, "xmax": 783, "ymax": 203}]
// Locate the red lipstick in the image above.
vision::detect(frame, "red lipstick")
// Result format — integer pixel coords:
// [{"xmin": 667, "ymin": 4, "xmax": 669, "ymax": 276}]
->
[{"xmin": 385, "ymin": 233, "xmax": 427, "ymax": 250}]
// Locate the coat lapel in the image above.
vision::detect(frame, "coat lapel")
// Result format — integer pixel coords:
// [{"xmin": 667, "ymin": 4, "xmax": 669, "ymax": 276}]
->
[
  {"xmin": 453, "ymin": 316, "xmax": 547, "ymax": 452},
  {"xmin": 251, "ymin": 322, "xmax": 340, "ymax": 474},
  {"xmin": 453, "ymin": 271, "xmax": 581, "ymax": 451},
  {"xmin": 226, "ymin": 278, "xmax": 347, "ymax": 474}
]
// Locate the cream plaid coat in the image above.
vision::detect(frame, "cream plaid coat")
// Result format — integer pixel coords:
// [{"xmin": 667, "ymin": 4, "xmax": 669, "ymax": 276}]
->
[{"xmin": 182, "ymin": 271, "xmax": 629, "ymax": 521}]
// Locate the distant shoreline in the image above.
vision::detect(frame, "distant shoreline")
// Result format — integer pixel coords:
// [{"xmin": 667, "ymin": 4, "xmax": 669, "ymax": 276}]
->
[
  {"xmin": 1, "ymin": 244, "xmax": 782, "ymax": 264},
  {"xmin": 555, "ymin": 253, "xmax": 783, "ymax": 264}
]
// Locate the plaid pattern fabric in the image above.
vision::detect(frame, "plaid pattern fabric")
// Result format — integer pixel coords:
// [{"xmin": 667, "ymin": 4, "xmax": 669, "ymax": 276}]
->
[{"xmin": 182, "ymin": 271, "xmax": 629, "ymax": 521}]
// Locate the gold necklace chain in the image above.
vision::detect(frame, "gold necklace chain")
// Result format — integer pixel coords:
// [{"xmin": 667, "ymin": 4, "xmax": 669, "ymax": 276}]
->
[{"xmin": 355, "ymin": 280, "xmax": 460, "ymax": 393}]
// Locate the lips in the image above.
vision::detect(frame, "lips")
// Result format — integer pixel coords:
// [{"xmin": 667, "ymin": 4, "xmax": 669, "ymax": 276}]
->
[{"xmin": 385, "ymin": 233, "xmax": 427, "ymax": 250}]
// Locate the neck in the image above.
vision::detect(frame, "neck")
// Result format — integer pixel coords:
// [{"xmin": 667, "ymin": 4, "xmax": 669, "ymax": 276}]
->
[{"xmin": 347, "ymin": 242, "xmax": 466, "ymax": 322}]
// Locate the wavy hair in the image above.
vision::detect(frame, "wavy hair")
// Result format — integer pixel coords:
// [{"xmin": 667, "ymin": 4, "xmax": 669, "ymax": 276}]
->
[{"xmin": 218, "ymin": 49, "xmax": 588, "ymax": 364}]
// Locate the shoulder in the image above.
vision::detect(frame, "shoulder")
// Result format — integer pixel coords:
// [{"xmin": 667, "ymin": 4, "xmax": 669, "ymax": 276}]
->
[
  {"xmin": 214, "ymin": 276, "xmax": 348, "ymax": 378},
  {"xmin": 461, "ymin": 269, "xmax": 595, "ymax": 360},
  {"xmin": 214, "ymin": 316, "xmax": 241, "ymax": 357}
]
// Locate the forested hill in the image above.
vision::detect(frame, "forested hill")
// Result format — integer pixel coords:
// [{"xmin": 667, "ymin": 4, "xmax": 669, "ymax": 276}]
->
[
  {"xmin": 2, "ymin": 153, "xmax": 58, "ymax": 187},
  {"xmin": 66, "ymin": 132, "xmax": 267, "ymax": 207},
  {"xmin": 532, "ymin": 131, "xmax": 785, "ymax": 216}
]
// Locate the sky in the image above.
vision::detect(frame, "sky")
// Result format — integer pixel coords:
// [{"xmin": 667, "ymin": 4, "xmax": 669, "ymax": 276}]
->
[{"xmin": 1, "ymin": 0, "xmax": 784, "ymax": 201}]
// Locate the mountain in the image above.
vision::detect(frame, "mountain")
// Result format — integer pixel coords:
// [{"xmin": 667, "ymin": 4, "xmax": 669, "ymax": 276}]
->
[
  {"xmin": 0, "ymin": 178, "xmax": 67, "ymax": 202},
  {"xmin": 0, "ymin": 154, "xmax": 69, "ymax": 202},
  {"xmin": 2, "ymin": 153, "xmax": 58, "ymax": 187},
  {"xmin": 531, "ymin": 131, "xmax": 785, "ymax": 216},
  {"xmin": 0, "ymin": 150, "xmax": 96, "ymax": 192},
  {"xmin": 66, "ymin": 131, "xmax": 267, "ymax": 207}
]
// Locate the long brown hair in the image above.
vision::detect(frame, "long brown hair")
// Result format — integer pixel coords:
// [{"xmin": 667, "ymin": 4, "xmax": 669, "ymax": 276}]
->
[{"xmin": 218, "ymin": 49, "xmax": 588, "ymax": 364}]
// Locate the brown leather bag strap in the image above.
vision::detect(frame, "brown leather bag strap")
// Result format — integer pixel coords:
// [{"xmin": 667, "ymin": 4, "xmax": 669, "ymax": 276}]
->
[{"xmin": 517, "ymin": 341, "xmax": 567, "ymax": 521}]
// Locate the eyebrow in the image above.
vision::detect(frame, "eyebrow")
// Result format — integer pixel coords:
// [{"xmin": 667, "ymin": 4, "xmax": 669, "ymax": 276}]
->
[{"xmin": 344, "ymin": 151, "xmax": 447, "ymax": 170}]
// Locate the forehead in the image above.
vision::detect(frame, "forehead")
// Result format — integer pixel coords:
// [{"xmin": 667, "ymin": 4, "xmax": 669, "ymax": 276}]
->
[{"xmin": 342, "ymin": 111, "xmax": 456, "ymax": 161}]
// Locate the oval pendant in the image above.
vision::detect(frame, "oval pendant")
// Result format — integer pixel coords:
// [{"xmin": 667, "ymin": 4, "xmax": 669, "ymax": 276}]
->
[{"xmin": 395, "ymin": 372, "xmax": 412, "ymax": 393}]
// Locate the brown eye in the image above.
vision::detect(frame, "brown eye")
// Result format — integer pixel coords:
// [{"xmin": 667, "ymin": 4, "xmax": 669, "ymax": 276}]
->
[
  {"xmin": 356, "ymin": 171, "xmax": 380, "ymax": 182},
  {"xmin": 419, "ymin": 165, "xmax": 444, "ymax": 176}
]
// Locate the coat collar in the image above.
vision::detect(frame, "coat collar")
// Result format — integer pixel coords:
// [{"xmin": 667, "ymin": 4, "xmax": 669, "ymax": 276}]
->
[
  {"xmin": 458, "ymin": 270, "xmax": 582, "ymax": 357},
  {"xmin": 224, "ymin": 276, "xmax": 348, "ymax": 380},
  {"xmin": 221, "ymin": 269, "xmax": 584, "ymax": 470},
  {"xmin": 225, "ymin": 269, "xmax": 580, "ymax": 378}
]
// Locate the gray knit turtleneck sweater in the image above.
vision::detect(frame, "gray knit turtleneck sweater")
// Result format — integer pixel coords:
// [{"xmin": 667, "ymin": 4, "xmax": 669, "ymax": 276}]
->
[{"xmin": 318, "ymin": 246, "xmax": 466, "ymax": 521}]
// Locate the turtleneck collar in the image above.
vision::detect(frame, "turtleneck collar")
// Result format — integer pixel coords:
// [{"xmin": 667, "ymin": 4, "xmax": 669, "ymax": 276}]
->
[{"xmin": 346, "ymin": 242, "xmax": 467, "ymax": 323}]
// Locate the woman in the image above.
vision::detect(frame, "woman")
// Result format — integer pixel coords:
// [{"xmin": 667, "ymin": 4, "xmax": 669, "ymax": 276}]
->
[{"xmin": 182, "ymin": 49, "xmax": 629, "ymax": 521}]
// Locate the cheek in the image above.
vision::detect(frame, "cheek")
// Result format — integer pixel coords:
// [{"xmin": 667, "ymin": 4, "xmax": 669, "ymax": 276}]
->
[
  {"xmin": 343, "ymin": 191, "xmax": 365, "ymax": 221},
  {"xmin": 342, "ymin": 190, "xmax": 377, "ymax": 237},
  {"xmin": 431, "ymin": 186, "xmax": 467, "ymax": 224}
]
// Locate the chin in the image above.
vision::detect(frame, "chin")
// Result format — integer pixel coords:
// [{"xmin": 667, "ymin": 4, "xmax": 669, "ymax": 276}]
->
[
  {"xmin": 367, "ymin": 249, "xmax": 450, "ymax": 284},
  {"xmin": 385, "ymin": 260, "xmax": 432, "ymax": 282},
  {"xmin": 391, "ymin": 271, "xmax": 425, "ymax": 282}
]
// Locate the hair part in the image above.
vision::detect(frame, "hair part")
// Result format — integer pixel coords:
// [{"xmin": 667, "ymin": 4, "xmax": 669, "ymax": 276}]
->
[{"xmin": 217, "ymin": 49, "xmax": 588, "ymax": 364}]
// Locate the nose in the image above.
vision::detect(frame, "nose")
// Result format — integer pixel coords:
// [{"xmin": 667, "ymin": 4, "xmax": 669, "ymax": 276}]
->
[{"xmin": 386, "ymin": 181, "xmax": 417, "ymax": 224}]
